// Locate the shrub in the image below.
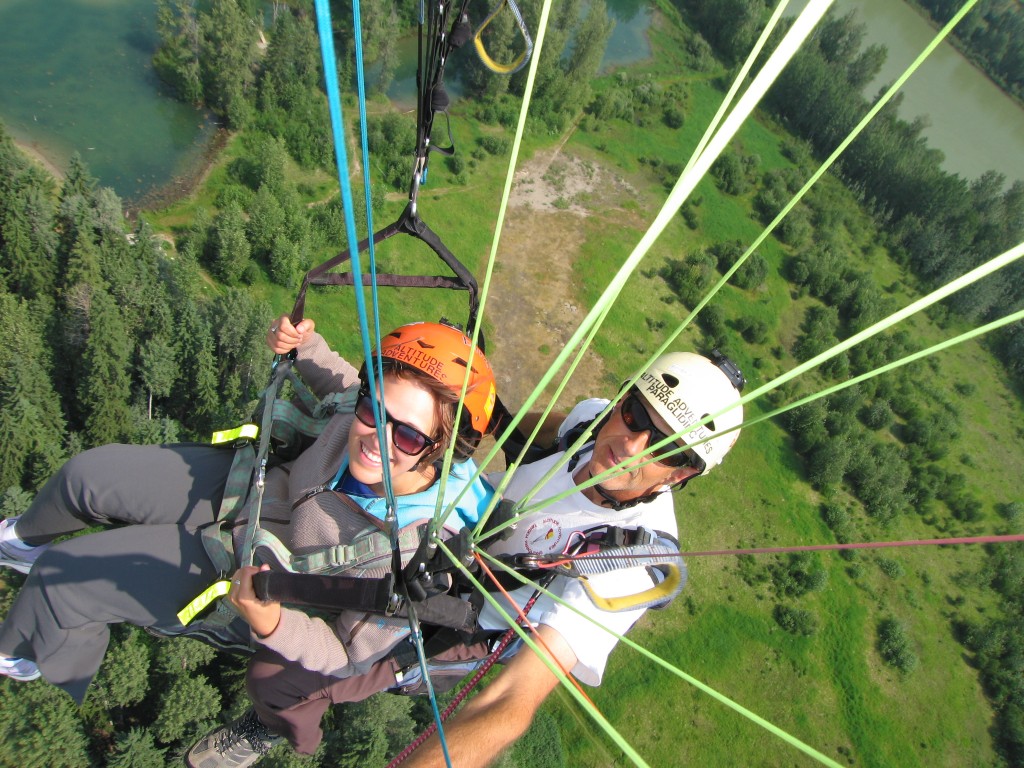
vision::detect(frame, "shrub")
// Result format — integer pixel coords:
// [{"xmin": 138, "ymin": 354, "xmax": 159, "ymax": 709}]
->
[
  {"xmin": 860, "ymin": 399, "xmax": 894, "ymax": 430},
  {"xmin": 878, "ymin": 557, "xmax": 905, "ymax": 579},
  {"xmin": 477, "ymin": 136, "xmax": 510, "ymax": 156},
  {"xmin": 735, "ymin": 315, "xmax": 769, "ymax": 344},
  {"xmin": 877, "ymin": 618, "xmax": 918, "ymax": 673},
  {"xmin": 773, "ymin": 604, "xmax": 819, "ymax": 636},
  {"xmin": 998, "ymin": 501, "xmax": 1023, "ymax": 523},
  {"xmin": 771, "ymin": 552, "xmax": 828, "ymax": 598},
  {"xmin": 663, "ymin": 107, "xmax": 685, "ymax": 129},
  {"xmin": 711, "ymin": 152, "xmax": 747, "ymax": 195},
  {"xmin": 821, "ymin": 502, "xmax": 849, "ymax": 530},
  {"xmin": 729, "ymin": 253, "xmax": 769, "ymax": 291},
  {"xmin": 447, "ymin": 154, "xmax": 465, "ymax": 175}
]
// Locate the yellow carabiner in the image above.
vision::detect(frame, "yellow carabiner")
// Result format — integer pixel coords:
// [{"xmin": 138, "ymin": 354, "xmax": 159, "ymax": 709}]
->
[
  {"xmin": 473, "ymin": 0, "xmax": 534, "ymax": 75},
  {"xmin": 581, "ymin": 563, "xmax": 684, "ymax": 613}
]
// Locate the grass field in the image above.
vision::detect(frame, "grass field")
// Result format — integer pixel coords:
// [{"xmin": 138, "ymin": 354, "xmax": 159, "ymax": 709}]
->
[{"xmin": 142, "ymin": 7, "xmax": 1022, "ymax": 765}]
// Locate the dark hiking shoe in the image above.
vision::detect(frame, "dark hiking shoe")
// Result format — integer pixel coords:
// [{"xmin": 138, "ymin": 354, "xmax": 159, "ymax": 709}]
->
[{"xmin": 185, "ymin": 709, "xmax": 283, "ymax": 768}]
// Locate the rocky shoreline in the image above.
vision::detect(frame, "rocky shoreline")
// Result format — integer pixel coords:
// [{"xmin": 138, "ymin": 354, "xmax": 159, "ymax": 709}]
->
[
  {"xmin": 127, "ymin": 127, "xmax": 231, "ymax": 219},
  {"xmin": 13, "ymin": 127, "xmax": 229, "ymax": 222}
]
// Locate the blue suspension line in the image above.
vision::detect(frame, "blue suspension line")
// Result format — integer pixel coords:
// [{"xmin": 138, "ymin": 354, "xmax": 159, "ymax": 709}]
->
[
  {"xmin": 349, "ymin": 0, "xmax": 387, "ymax": 415},
  {"xmin": 312, "ymin": 0, "xmax": 396, "ymax": 507},
  {"xmin": 312, "ymin": 1, "xmax": 453, "ymax": 763}
]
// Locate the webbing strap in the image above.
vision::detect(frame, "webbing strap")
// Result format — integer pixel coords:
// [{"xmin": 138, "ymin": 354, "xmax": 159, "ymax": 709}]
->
[
  {"xmin": 212, "ymin": 424, "xmax": 259, "ymax": 444},
  {"xmin": 253, "ymin": 570, "xmax": 393, "ymax": 613},
  {"xmin": 288, "ymin": 203, "xmax": 482, "ymax": 347},
  {"xmin": 177, "ymin": 580, "xmax": 231, "ymax": 625},
  {"xmin": 201, "ymin": 442, "xmax": 256, "ymax": 575},
  {"xmin": 251, "ymin": 571, "xmax": 479, "ymax": 632},
  {"xmin": 250, "ymin": 524, "xmax": 428, "ymax": 575}
]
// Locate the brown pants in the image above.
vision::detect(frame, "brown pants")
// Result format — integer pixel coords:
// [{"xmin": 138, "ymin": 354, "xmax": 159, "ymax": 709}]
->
[{"xmin": 247, "ymin": 641, "xmax": 492, "ymax": 754}]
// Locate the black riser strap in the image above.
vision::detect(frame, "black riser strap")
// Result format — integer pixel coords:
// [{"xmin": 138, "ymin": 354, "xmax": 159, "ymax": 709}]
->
[
  {"xmin": 252, "ymin": 572, "xmax": 478, "ymax": 633},
  {"xmin": 253, "ymin": 571, "xmax": 392, "ymax": 613}
]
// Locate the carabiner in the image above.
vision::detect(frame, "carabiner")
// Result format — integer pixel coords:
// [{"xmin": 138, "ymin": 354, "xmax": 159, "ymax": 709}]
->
[{"xmin": 473, "ymin": 0, "xmax": 533, "ymax": 75}]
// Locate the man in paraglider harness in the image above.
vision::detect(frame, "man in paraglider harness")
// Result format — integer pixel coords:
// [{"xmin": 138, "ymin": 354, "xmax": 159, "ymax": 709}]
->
[{"xmin": 185, "ymin": 349, "xmax": 746, "ymax": 768}]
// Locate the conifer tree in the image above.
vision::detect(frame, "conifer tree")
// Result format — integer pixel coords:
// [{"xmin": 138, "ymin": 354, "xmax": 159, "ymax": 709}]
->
[
  {"xmin": 172, "ymin": 302, "xmax": 220, "ymax": 436},
  {"xmin": 152, "ymin": 673, "xmax": 221, "ymax": 744},
  {"xmin": 154, "ymin": 0, "xmax": 204, "ymax": 104},
  {"xmin": 0, "ymin": 165, "xmax": 58, "ymax": 300},
  {"xmin": 211, "ymin": 201, "xmax": 252, "ymax": 284},
  {"xmin": 247, "ymin": 183, "xmax": 286, "ymax": 262},
  {"xmin": 79, "ymin": 288, "xmax": 133, "ymax": 446},
  {"xmin": 0, "ymin": 294, "xmax": 67, "ymax": 490},
  {"xmin": 211, "ymin": 288, "xmax": 273, "ymax": 417},
  {"xmin": 107, "ymin": 728, "xmax": 167, "ymax": 768},
  {"xmin": 83, "ymin": 626, "xmax": 151, "ymax": 713},
  {"xmin": 199, "ymin": 0, "xmax": 260, "ymax": 128},
  {"xmin": 0, "ymin": 680, "xmax": 90, "ymax": 768},
  {"xmin": 330, "ymin": 694, "xmax": 417, "ymax": 768}
]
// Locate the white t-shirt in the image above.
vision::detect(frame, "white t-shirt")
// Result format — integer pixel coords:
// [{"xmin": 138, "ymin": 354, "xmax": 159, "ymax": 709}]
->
[{"xmin": 481, "ymin": 400, "xmax": 679, "ymax": 686}]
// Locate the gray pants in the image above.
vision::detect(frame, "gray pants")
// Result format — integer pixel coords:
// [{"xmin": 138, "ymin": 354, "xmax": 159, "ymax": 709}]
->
[{"xmin": 0, "ymin": 443, "xmax": 235, "ymax": 703}]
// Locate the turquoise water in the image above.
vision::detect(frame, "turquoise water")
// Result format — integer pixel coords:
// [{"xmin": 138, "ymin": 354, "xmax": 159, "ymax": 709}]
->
[
  {"xmin": 0, "ymin": 0, "xmax": 216, "ymax": 203},
  {"xmin": 1, "ymin": 0, "xmax": 649, "ymax": 199},
  {"xmin": 602, "ymin": 0, "xmax": 653, "ymax": 72},
  {"xmin": 787, "ymin": 0, "xmax": 1024, "ymax": 183}
]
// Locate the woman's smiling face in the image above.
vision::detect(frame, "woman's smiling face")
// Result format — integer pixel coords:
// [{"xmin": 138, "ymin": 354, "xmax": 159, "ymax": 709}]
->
[{"xmin": 347, "ymin": 375, "xmax": 440, "ymax": 496}]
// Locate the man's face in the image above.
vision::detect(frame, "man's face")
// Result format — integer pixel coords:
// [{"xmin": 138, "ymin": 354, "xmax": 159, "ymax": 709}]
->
[{"xmin": 584, "ymin": 392, "xmax": 702, "ymax": 502}]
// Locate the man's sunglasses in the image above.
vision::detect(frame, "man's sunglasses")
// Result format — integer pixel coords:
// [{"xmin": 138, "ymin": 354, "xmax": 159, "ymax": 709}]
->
[
  {"xmin": 354, "ymin": 392, "xmax": 439, "ymax": 456},
  {"xmin": 619, "ymin": 390, "xmax": 704, "ymax": 470}
]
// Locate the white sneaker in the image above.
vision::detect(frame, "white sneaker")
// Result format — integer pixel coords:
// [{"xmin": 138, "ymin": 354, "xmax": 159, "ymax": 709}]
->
[
  {"xmin": 0, "ymin": 517, "xmax": 49, "ymax": 574},
  {"xmin": 0, "ymin": 656, "xmax": 41, "ymax": 682}
]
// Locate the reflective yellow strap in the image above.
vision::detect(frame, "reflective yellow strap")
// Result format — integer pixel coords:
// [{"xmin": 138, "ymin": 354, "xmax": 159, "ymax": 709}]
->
[
  {"xmin": 473, "ymin": 0, "xmax": 533, "ymax": 75},
  {"xmin": 581, "ymin": 564, "xmax": 684, "ymax": 612},
  {"xmin": 211, "ymin": 424, "xmax": 259, "ymax": 445},
  {"xmin": 177, "ymin": 580, "xmax": 232, "ymax": 625}
]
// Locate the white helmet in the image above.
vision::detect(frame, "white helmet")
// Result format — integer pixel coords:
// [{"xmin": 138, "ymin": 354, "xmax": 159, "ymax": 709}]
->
[{"xmin": 634, "ymin": 350, "xmax": 744, "ymax": 475}]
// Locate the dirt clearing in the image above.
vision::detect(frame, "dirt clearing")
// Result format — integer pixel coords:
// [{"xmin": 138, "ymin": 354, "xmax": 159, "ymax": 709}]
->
[{"xmin": 484, "ymin": 147, "xmax": 639, "ymax": 412}]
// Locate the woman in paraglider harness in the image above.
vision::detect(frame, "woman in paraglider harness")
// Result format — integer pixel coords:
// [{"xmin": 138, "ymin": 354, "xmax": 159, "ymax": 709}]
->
[{"xmin": 0, "ymin": 318, "xmax": 498, "ymax": 705}]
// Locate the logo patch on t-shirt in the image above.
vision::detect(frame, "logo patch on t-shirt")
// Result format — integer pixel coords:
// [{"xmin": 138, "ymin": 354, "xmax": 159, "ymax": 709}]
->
[{"xmin": 524, "ymin": 517, "xmax": 563, "ymax": 553}]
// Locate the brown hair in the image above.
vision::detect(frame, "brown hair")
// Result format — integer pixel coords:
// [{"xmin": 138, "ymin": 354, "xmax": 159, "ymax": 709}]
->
[{"xmin": 368, "ymin": 361, "xmax": 481, "ymax": 463}]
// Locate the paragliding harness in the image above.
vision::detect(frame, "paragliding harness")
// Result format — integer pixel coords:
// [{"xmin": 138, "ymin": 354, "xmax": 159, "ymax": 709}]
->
[
  {"xmin": 372, "ymin": 407, "xmax": 689, "ymax": 690},
  {"xmin": 380, "ymin": 516, "xmax": 685, "ymax": 695}
]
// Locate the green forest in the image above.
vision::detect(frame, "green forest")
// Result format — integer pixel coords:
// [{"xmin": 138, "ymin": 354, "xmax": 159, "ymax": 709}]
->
[{"xmin": 1, "ymin": 0, "xmax": 1023, "ymax": 765}]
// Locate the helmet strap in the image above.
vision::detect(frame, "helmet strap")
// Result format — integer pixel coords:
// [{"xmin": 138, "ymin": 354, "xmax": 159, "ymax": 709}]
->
[{"xmin": 570, "ymin": 450, "xmax": 696, "ymax": 511}]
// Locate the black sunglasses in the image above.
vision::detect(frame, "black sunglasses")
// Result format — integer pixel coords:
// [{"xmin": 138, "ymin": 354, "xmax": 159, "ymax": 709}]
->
[
  {"xmin": 619, "ymin": 390, "xmax": 703, "ymax": 470},
  {"xmin": 354, "ymin": 393, "xmax": 439, "ymax": 457}
]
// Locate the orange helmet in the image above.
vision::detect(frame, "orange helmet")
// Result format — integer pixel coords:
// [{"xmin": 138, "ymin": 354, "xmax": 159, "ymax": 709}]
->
[{"xmin": 372, "ymin": 321, "xmax": 497, "ymax": 449}]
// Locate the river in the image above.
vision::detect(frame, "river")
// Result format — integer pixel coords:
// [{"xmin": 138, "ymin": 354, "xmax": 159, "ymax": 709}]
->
[
  {"xmin": 796, "ymin": 0, "xmax": 1024, "ymax": 184},
  {"xmin": 0, "ymin": 0, "xmax": 650, "ymax": 202}
]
